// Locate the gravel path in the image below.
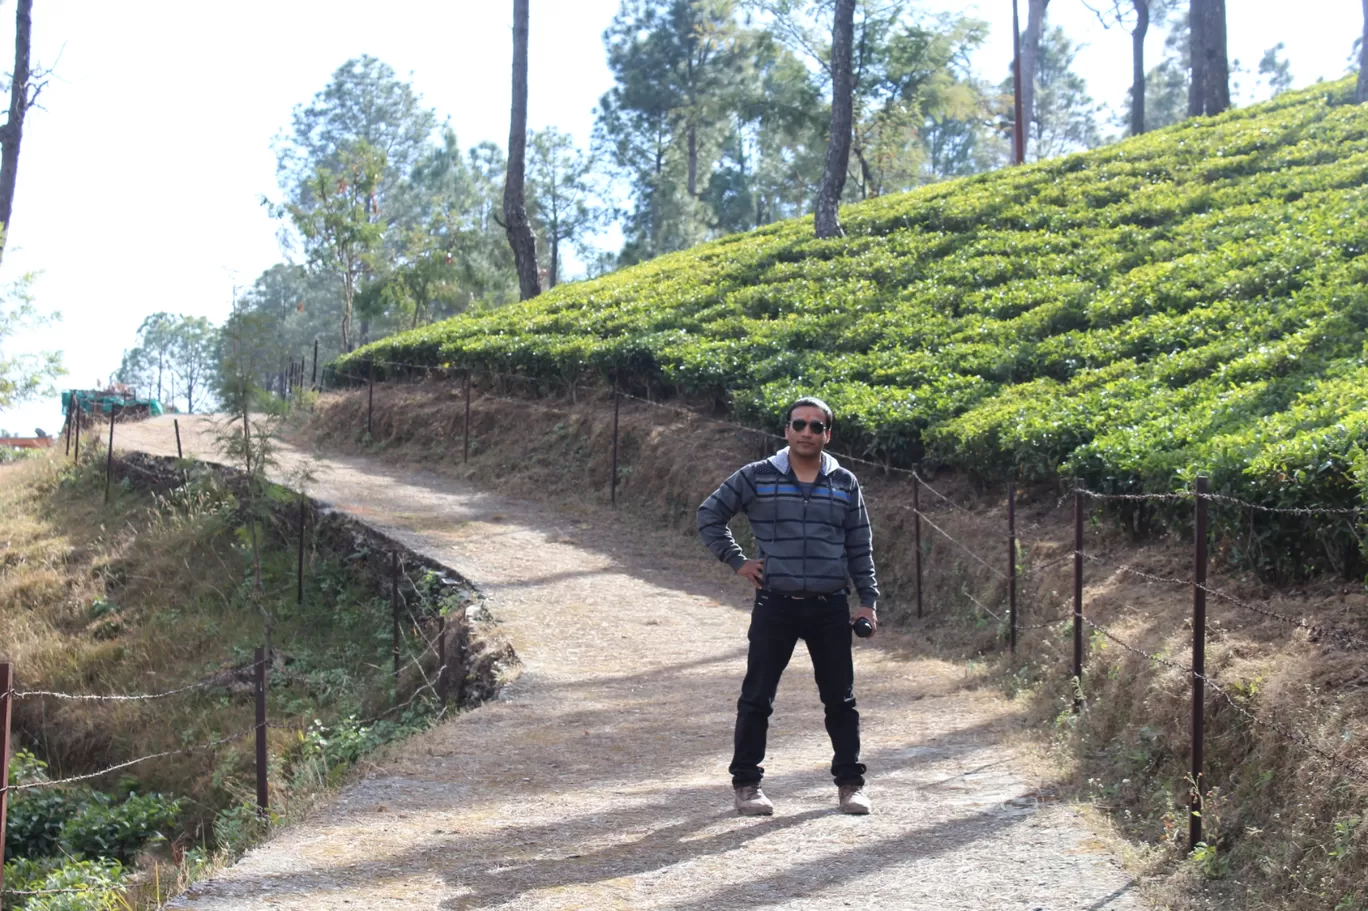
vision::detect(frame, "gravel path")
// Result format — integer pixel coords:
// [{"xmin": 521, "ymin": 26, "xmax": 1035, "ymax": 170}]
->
[{"xmin": 119, "ymin": 415, "xmax": 1145, "ymax": 911}]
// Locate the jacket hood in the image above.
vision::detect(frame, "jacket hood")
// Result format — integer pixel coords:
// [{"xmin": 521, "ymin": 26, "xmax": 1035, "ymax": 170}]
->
[{"xmin": 768, "ymin": 446, "xmax": 840, "ymax": 477}]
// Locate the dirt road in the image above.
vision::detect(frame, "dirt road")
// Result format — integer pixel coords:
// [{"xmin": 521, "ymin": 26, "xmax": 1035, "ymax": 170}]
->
[{"xmin": 118, "ymin": 414, "xmax": 1144, "ymax": 911}]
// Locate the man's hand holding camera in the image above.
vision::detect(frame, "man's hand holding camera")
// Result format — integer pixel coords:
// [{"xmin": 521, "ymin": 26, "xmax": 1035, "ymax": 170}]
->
[{"xmin": 853, "ymin": 605, "xmax": 877, "ymax": 638}]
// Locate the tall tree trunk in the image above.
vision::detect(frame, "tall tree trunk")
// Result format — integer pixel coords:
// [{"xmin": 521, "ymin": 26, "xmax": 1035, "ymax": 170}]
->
[
  {"xmin": 856, "ymin": 147, "xmax": 876, "ymax": 199},
  {"xmin": 340, "ymin": 272, "xmax": 353, "ymax": 353},
  {"xmin": 1188, "ymin": 0, "xmax": 1229, "ymax": 117},
  {"xmin": 1011, "ymin": 0, "xmax": 1025, "ymax": 164},
  {"xmin": 1205, "ymin": 0, "xmax": 1229, "ymax": 114},
  {"xmin": 549, "ymin": 234, "xmax": 559, "ymax": 288},
  {"xmin": 0, "ymin": 0, "xmax": 33, "ymax": 266},
  {"xmin": 1188, "ymin": 0, "xmax": 1204, "ymax": 115},
  {"xmin": 1131, "ymin": 0, "xmax": 1150, "ymax": 134},
  {"xmin": 1359, "ymin": 0, "xmax": 1368, "ymax": 103},
  {"xmin": 504, "ymin": 0, "xmax": 541, "ymax": 301},
  {"xmin": 650, "ymin": 141, "xmax": 664, "ymax": 254},
  {"xmin": 1020, "ymin": 0, "xmax": 1050, "ymax": 148},
  {"xmin": 815, "ymin": 0, "xmax": 854, "ymax": 239},
  {"xmin": 687, "ymin": 124, "xmax": 698, "ymax": 197}
]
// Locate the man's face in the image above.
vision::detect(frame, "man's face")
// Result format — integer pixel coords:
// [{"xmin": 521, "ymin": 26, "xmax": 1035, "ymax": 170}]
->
[{"xmin": 785, "ymin": 405, "xmax": 831, "ymax": 458}]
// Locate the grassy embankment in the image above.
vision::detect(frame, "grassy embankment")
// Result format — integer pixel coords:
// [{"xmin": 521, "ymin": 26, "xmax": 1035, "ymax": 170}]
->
[
  {"xmin": 0, "ymin": 443, "xmax": 479, "ymax": 909},
  {"xmin": 318, "ymin": 77, "xmax": 1368, "ymax": 909}
]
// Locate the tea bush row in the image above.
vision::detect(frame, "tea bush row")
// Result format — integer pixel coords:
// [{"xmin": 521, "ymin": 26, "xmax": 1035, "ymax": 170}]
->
[{"xmin": 335, "ymin": 79, "xmax": 1368, "ymax": 572}]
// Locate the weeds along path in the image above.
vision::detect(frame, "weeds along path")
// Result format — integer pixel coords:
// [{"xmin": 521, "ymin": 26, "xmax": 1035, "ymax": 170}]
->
[{"xmin": 119, "ymin": 414, "xmax": 1144, "ymax": 911}]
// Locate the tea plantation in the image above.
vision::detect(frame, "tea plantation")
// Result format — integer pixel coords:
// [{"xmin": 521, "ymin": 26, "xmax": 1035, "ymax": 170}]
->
[{"xmin": 342, "ymin": 78, "xmax": 1368, "ymax": 515}]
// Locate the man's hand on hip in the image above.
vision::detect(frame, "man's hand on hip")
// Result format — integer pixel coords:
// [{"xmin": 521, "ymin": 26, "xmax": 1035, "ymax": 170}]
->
[
  {"xmin": 736, "ymin": 559, "xmax": 765, "ymax": 589},
  {"xmin": 854, "ymin": 606, "xmax": 877, "ymax": 635}
]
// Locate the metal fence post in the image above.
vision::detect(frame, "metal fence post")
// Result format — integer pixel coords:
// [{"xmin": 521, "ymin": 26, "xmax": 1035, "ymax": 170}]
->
[
  {"xmin": 105, "ymin": 412, "xmax": 116, "ymax": 504},
  {"xmin": 297, "ymin": 493, "xmax": 306, "ymax": 608},
  {"xmin": 437, "ymin": 615, "xmax": 448, "ymax": 708},
  {"xmin": 367, "ymin": 362, "xmax": 375, "ymax": 438},
  {"xmin": 0, "ymin": 661, "xmax": 13, "ymax": 900},
  {"xmin": 174, "ymin": 418, "xmax": 183, "ymax": 460},
  {"xmin": 1008, "ymin": 479, "xmax": 1017, "ymax": 653},
  {"xmin": 392, "ymin": 552, "xmax": 402, "ymax": 688},
  {"xmin": 1073, "ymin": 486, "xmax": 1084, "ymax": 712},
  {"xmin": 913, "ymin": 471, "xmax": 923, "ymax": 620},
  {"xmin": 73, "ymin": 408, "xmax": 81, "ymax": 462},
  {"xmin": 611, "ymin": 384, "xmax": 620, "ymax": 507},
  {"xmin": 463, "ymin": 370, "xmax": 472, "ymax": 464},
  {"xmin": 1190, "ymin": 474, "xmax": 1210, "ymax": 852},
  {"xmin": 64, "ymin": 405, "xmax": 72, "ymax": 456},
  {"xmin": 311, "ymin": 340, "xmax": 319, "ymax": 390},
  {"xmin": 255, "ymin": 646, "xmax": 269, "ymax": 817}
]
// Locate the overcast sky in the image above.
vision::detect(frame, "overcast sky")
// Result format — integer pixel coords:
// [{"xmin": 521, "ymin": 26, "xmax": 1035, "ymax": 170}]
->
[{"xmin": 2, "ymin": 0, "xmax": 1361, "ymax": 435}]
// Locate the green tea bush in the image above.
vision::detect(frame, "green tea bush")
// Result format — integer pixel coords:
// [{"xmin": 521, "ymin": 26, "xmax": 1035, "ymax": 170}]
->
[
  {"xmin": 5, "ymin": 751, "xmax": 181, "ymax": 868},
  {"xmin": 336, "ymin": 78, "xmax": 1368, "ymax": 575},
  {"xmin": 1, "ymin": 857, "xmax": 124, "ymax": 911}
]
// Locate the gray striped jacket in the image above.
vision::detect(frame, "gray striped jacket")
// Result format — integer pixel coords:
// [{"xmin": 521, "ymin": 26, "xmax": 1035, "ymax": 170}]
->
[{"xmin": 698, "ymin": 447, "xmax": 878, "ymax": 607}]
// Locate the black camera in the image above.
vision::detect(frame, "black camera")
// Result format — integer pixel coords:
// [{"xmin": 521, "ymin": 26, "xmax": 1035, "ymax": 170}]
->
[{"xmin": 852, "ymin": 617, "xmax": 874, "ymax": 638}]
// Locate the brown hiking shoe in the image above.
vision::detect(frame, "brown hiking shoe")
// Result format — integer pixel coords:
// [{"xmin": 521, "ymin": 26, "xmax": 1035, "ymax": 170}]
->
[
  {"xmin": 733, "ymin": 784, "xmax": 774, "ymax": 816},
  {"xmin": 838, "ymin": 783, "xmax": 871, "ymax": 815}
]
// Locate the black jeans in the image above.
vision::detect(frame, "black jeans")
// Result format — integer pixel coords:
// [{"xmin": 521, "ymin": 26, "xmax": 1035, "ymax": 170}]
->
[{"xmin": 730, "ymin": 591, "xmax": 866, "ymax": 788}]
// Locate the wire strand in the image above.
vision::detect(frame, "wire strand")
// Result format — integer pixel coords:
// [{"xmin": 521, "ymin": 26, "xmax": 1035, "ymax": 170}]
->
[
  {"xmin": 962, "ymin": 587, "xmax": 1007, "ymax": 624},
  {"xmin": 1081, "ymin": 617, "xmax": 1368, "ymax": 783},
  {"xmin": 4, "ymin": 722, "xmax": 265, "ymax": 793},
  {"xmin": 14, "ymin": 659, "xmax": 266, "ymax": 703},
  {"xmin": 909, "ymin": 507, "xmax": 1008, "ymax": 579}
]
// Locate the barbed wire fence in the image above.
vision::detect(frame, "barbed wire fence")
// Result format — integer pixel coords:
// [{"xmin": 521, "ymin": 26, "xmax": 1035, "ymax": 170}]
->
[
  {"xmin": 0, "ymin": 610, "xmax": 454, "ymax": 900},
  {"xmin": 0, "ymin": 458, "xmax": 462, "ymax": 904},
  {"xmin": 311, "ymin": 356, "xmax": 1368, "ymax": 855}
]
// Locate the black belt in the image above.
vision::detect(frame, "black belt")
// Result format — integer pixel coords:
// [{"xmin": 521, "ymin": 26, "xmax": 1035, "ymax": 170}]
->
[{"xmin": 761, "ymin": 591, "xmax": 843, "ymax": 601}]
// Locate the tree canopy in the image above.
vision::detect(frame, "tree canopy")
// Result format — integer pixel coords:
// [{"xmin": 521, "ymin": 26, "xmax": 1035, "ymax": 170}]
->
[
  {"xmin": 101, "ymin": 1, "xmax": 1317, "ymax": 396},
  {"xmin": 0, "ymin": 274, "xmax": 62, "ymax": 414}
]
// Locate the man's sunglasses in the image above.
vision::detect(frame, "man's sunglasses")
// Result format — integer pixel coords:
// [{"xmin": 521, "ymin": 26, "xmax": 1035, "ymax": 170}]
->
[{"xmin": 788, "ymin": 419, "xmax": 828, "ymax": 435}]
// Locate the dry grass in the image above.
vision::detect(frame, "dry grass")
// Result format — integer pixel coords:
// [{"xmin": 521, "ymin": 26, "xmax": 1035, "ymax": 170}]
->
[
  {"xmin": 0, "ymin": 447, "xmax": 454, "ymax": 847},
  {"xmin": 301, "ymin": 377, "xmax": 1368, "ymax": 910},
  {"xmin": 0, "ymin": 453, "xmax": 263, "ymax": 794}
]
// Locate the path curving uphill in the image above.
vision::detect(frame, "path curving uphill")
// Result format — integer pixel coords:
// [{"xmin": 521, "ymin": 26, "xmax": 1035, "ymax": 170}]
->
[{"xmin": 119, "ymin": 414, "xmax": 1144, "ymax": 911}]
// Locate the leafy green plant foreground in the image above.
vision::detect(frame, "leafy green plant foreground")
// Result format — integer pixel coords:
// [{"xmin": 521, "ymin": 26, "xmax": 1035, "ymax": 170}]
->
[{"xmin": 340, "ymin": 79, "xmax": 1368, "ymax": 570}]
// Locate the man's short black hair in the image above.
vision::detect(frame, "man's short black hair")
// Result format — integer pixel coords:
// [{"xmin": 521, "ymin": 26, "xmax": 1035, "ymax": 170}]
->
[{"xmin": 785, "ymin": 396, "xmax": 834, "ymax": 427}]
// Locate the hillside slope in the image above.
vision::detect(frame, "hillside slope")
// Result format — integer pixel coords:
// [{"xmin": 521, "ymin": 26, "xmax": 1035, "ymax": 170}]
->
[{"xmin": 342, "ymin": 78, "xmax": 1368, "ymax": 517}]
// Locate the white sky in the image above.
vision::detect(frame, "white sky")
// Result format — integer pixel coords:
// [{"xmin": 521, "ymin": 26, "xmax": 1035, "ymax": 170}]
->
[{"xmin": 1, "ymin": 0, "xmax": 1361, "ymax": 435}]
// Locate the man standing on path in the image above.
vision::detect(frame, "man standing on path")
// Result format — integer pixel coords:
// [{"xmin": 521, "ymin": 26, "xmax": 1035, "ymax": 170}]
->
[{"xmin": 698, "ymin": 396, "xmax": 878, "ymax": 817}]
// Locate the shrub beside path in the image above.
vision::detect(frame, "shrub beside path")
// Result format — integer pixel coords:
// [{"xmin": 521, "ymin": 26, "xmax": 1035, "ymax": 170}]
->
[{"xmin": 120, "ymin": 415, "xmax": 1145, "ymax": 911}]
